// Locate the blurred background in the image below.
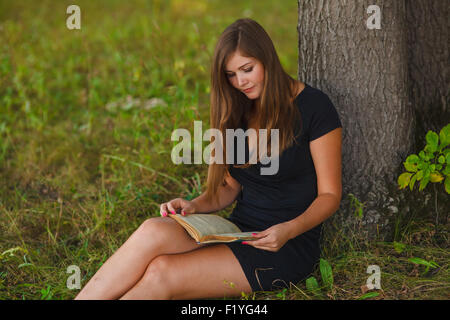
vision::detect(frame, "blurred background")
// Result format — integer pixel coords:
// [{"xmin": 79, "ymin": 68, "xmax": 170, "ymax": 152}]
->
[{"xmin": 0, "ymin": 0, "xmax": 300, "ymax": 299}]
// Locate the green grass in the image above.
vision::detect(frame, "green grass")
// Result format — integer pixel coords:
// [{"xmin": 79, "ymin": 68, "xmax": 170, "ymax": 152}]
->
[{"xmin": 0, "ymin": 0, "xmax": 448, "ymax": 300}]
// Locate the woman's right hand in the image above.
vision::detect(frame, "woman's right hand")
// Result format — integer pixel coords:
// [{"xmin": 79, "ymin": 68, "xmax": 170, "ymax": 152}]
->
[{"xmin": 159, "ymin": 198, "xmax": 197, "ymax": 217}]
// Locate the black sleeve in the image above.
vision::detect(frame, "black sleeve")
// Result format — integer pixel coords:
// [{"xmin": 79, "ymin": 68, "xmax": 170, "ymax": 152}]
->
[
  {"xmin": 228, "ymin": 164, "xmax": 243, "ymax": 184},
  {"xmin": 309, "ymin": 93, "xmax": 342, "ymax": 142}
]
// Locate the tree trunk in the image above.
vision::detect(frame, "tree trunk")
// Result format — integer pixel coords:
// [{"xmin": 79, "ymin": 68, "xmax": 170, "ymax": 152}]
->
[
  {"xmin": 296, "ymin": 0, "xmax": 449, "ymax": 240},
  {"xmin": 405, "ymin": 0, "xmax": 449, "ymax": 149}
]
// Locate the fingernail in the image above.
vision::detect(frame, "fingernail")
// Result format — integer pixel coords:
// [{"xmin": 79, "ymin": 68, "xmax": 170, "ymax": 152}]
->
[
  {"xmin": 252, "ymin": 233, "xmax": 257, "ymax": 236},
  {"xmin": 182, "ymin": 211, "xmax": 185, "ymax": 216},
  {"xmin": 163, "ymin": 212, "xmax": 167, "ymax": 217},
  {"xmin": 242, "ymin": 241, "xmax": 248, "ymax": 245},
  {"xmin": 171, "ymin": 211, "xmax": 175, "ymax": 215}
]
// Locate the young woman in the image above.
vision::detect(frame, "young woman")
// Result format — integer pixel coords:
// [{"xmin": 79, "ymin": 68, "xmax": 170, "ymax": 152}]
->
[{"xmin": 75, "ymin": 18, "xmax": 342, "ymax": 300}]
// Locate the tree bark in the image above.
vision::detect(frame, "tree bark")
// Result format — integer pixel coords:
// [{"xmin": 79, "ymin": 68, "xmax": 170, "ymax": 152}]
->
[
  {"xmin": 405, "ymin": 0, "xmax": 449, "ymax": 148},
  {"xmin": 297, "ymin": 0, "xmax": 431, "ymax": 240}
]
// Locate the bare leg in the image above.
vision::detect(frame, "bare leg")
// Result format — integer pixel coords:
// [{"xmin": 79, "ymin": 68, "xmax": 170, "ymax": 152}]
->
[
  {"xmin": 74, "ymin": 216, "xmax": 204, "ymax": 300},
  {"xmin": 119, "ymin": 244, "xmax": 252, "ymax": 300}
]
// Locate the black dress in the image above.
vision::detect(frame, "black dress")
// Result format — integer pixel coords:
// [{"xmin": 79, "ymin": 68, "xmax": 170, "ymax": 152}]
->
[{"xmin": 224, "ymin": 83, "xmax": 342, "ymax": 292}]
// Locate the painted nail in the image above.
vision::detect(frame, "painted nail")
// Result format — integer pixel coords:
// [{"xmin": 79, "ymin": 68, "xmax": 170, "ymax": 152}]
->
[
  {"xmin": 242, "ymin": 241, "xmax": 248, "ymax": 245},
  {"xmin": 182, "ymin": 211, "xmax": 186, "ymax": 216},
  {"xmin": 171, "ymin": 211, "xmax": 175, "ymax": 215},
  {"xmin": 252, "ymin": 233, "xmax": 257, "ymax": 236},
  {"xmin": 163, "ymin": 212, "xmax": 167, "ymax": 216}
]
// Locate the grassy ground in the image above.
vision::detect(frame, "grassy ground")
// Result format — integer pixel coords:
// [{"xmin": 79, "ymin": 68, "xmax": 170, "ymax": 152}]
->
[{"xmin": 0, "ymin": 0, "xmax": 448, "ymax": 300}]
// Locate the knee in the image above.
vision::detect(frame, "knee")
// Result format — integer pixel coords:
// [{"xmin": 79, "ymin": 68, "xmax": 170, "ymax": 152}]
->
[
  {"xmin": 135, "ymin": 217, "xmax": 171, "ymax": 244},
  {"xmin": 141, "ymin": 255, "xmax": 176, "ymax": 298},
  {"xmin": 137, "ymin": 217, "xmax": 160, "ymax": 234}
]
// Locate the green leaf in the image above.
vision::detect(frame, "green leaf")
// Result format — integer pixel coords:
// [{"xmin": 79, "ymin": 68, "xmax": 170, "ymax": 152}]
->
[
  {"xmin": 416, "ymin": 170, "xmax": 424, "ymax": 181},
  {"xmin": 403, "ymin": 161, "xmax": 418, "ymax": 172},
  {"xmin": 438, "ymin": 155, "xmax": 445, "ymax": 164},
  {"xmin": 408, "ymin": 257, "xmax": 440, "ymax": 269},
  {"xmin": 393, "ymin": 241, "xmax": 406, "ymax": 254},
  {"xmin": 409, "ymin": 174, "xmax": 417, "ymax": 191},
  {"xmin": 405, "ymin": 154, "xmax": 419, "ymax": 164},
  {"xmin": 425, "ymin": 131, "xmax": 439, "ymax": 153},
  {"xmin": 430, "ymin": 172, "xmax": 444, "ymax": 183},
  {"xmin": 40, "ymin": 285, "xmax": 52, "ymax": 300},
  {"xmin": 417, "ymin": 161, "xmax": 426, "ymax": 170},
  {"xmin": 419, "ymin": 174, "xmax": 430, "ymax": 191},
  {"xmin": 357, "ymin": 207, "xmax": 363, "ymax": 218},
  {"xmin": 358, "ymin": 292, "xmax": 380, "ymax": 300},
  {"xmin": 276, "ymin": 288, "xmax": 287, "ymax": 300},
  {"xmin": 444, "ymin": 148, "xmax": 450, "ymax": 157},
  {"xmin": 439, "ymin": 123, "xmax": 450, "ymax": 148},
  {"xmin": 419, "ymin": 151, "xmax": 426, "ymax": 159},
  {"xmin": 445, "ymin": 176, "xmax": 450, "ymax": 194},
  {"xmin": 443, "ymin": 165, "xmax": 450, "ymax": 176},
  {"xmin": 305, "ymin": 276, "xmax": 320, "ymax": 294},
  {"xmin": 319, "ymin": 258, "xmax": 333, "ymax": 291},
  {"xmin": 398, "ymin": 172, "xmax": 412, "ymax": 189},
  {"xmin": 424, "ymin": 145, "xmax": 436, "ymax": 154}
]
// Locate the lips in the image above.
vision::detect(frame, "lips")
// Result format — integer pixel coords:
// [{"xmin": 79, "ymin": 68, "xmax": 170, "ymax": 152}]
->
[{"xmin": 243, "ymin": 86, "xmax": 254, "ymax": 93}]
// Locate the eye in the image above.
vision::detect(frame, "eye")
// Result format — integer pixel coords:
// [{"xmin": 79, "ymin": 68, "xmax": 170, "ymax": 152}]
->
[{"xmin": 226, "ymin": 67, "xmax": 253, "ymax": 78}]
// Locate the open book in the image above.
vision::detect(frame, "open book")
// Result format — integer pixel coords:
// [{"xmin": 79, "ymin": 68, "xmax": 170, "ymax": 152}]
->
[{"xmin": 169, "ymin": 214, "xmax": 259, "ymax": 244}]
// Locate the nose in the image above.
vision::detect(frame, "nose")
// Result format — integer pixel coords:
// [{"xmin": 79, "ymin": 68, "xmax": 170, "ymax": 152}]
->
[{"xmin": 236, "ymin": 74, "xmax": 248, "ymax": 88}]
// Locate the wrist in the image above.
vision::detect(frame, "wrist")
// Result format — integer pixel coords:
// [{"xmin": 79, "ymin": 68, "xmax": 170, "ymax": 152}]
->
[
  {"xmin": 190, "ymin": 199, "xmax": 201, "ymax": 214},
  {"xmin": 285, "ymin": 218, "xmax": 303, "ymax": 240}
]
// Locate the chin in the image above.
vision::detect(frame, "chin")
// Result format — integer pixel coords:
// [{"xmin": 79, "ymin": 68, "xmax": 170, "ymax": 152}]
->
[{"xmin": 245, "ymin": 90, "xmax": 260, "ymax": 99}]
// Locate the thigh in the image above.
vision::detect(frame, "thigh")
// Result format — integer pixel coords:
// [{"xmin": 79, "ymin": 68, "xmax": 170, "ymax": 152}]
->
[{"xmin": 148, "ymin": 244, "xmax": 252, "ymax": 299}]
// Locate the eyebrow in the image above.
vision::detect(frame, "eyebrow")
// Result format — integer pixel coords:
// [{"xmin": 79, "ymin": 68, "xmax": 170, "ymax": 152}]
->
[{"xmin": 225, "ymin": 62, "xmax": 253, "ymax": 73}]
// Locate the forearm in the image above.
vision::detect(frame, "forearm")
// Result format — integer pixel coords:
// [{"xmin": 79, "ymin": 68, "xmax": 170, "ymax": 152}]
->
[
  {"xmin": 191, "ymin": 184, "xmax": 240, "ymax": 214},
  {"xmin": 285, "ymin": 193, "xmax": 341, "ymax": 239}
]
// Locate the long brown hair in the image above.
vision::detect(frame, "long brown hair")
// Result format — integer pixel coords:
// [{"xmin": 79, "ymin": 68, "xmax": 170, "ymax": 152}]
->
[{"xmin": 204, "ymin": 18, "xmax": 302, "ymax": 206}]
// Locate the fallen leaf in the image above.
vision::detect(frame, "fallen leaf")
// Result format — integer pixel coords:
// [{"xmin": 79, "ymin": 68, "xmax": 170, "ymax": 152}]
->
[{"xmin": 360, "ymin": 284, "xmax": 369, "ymax": 294}]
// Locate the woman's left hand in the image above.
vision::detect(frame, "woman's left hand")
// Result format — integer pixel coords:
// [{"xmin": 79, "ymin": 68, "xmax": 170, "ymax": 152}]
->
[{"xmin": 242, "ymin": 222, "xmax": 293, "ymax": 252}]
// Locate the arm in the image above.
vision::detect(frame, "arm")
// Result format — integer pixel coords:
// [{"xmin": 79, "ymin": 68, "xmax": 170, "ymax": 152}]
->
[
  {"xmin": 191, "ymin": 170, "xmax": 242, "ymax": 214},
  {"xmin": 243, "ymin": 128, "xmax": 342, "ymax": 251},
  {"xmin": 285, "ymin": 127, "xmax": 342, "ymax": 238}
]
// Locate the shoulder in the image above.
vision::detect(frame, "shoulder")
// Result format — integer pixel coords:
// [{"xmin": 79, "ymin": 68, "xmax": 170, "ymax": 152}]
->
[
  {"xmin": 295, "ymin": 84, "xmax": 337, "ymax": 119},
  {"xmin": 296, "ymin": 84, "xmax": 342, "ymax": 141},
  {"xmin": 296, "ymin": 84, "xmax": 332, "ymax": 106}
]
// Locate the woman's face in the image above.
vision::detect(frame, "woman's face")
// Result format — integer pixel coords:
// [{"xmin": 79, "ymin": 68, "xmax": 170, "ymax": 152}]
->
[{"xmin": 225, "ymin": 50, "xmax": 264, "ymax": 99}]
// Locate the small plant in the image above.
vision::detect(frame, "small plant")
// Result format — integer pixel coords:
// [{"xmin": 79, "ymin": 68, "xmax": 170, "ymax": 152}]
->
[
  {"xmin": 348, "ymin": 193, "xmax": 365, "ymax": 219},
  {"xmin": 393, "ymin": 241, "xmax": 406, "ymax": 254},
  {"xmin": 398, "ymin": 123, "xmax": 450, "ymax": 193},
  {"xmin": 397, "ymin": 123, "xmax": 450, "ymax": 228},
  {"xmin": 408, "ymin": 257, "xmax": 440, "ymax": 276},
  {"xmin": 305, "ymin": 258, "xmax": 334, "ymax": 299},
  {"xmin": 305, "ymin": 276, "xmax": 322, "ymax": 299},
  {"xmin": 275, "ymin": 288, "xmax": 288, "ymax": 300},
  {"xmin": 40, "ymin": 284, "xmax": 53, "ymax": 300}
]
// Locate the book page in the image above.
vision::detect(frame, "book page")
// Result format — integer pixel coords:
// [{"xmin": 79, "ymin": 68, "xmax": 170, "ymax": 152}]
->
[
  {"xmin": 200, "ymin": 232, "xmax": 259, "ymax": 244},
  {"xmin": 171, "ymin": 214, "xmax": 242, "ymax": 238},
  {"xmin": 216, "ymin": 232, "xmax": 257, "ymax": 238}
]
